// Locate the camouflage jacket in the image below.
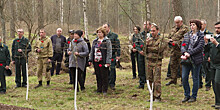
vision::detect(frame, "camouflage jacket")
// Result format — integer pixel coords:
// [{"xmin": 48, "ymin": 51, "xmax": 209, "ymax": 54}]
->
[
  {"xmin": 34, "ymin": 37, "xmax": 53, "ymax": 58},
  {"xmin": 168, "ymin": 24, "xmax": 189, "ymax": 52},
  {"xmin": 146, "ymin": 35, "xmax": 165, "ymax": 62}
]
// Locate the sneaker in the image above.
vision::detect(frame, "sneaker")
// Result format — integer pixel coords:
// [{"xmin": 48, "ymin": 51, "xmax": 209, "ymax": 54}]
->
[
  {"xmin": 166, "ymin": 81, "xmax": 177, "ymax": 86},
  {"xmin": 137, "ymin": 86, "xmax": 144, "ymax": 89},
  {"xmin": 188, "ymin": 97, "xmax": 196, "ymax": 103},
  {"xmin": 182, "ymin": 97, "xmax": 190, "ymax": 103},
  {"xmin": 211, "ymin": 105, "xmax": 216, "ymax": 108}
]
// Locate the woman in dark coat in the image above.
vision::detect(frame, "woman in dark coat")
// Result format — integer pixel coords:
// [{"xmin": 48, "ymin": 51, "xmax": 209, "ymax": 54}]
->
[
  {"xmin": 89, "ymin": 27, "xmax": 112, "ymax": 95},
  {"xmin": 181, "ymin": 19, "xmax": 205, "ymax": 103}
]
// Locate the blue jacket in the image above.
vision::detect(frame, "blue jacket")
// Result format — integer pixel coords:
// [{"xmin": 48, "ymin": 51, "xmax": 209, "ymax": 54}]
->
[{"xmin": 181, "ymin": 31, "xmax": 205, "ymax": 65}]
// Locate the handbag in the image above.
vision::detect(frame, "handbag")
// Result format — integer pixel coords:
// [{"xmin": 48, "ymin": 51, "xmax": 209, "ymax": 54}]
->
[{"xmin": 181, "ymin": 59, "xmax": 191, "ymax": 65}]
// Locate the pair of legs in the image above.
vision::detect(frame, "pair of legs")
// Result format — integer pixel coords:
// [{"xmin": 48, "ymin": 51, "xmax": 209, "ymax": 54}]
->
[{"xmin": 51, "ymin": 53, "xmax": 63, "ymax": 76}]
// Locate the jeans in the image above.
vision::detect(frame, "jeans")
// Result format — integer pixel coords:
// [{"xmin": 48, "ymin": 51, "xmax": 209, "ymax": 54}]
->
[{"xmin": 182, "ymin": 63, "xmax": 201, "ymax": 99}]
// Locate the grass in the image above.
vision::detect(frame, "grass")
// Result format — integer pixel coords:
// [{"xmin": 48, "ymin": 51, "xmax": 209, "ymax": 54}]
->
[{"xmin": 0, "ymin": 57, "xmax": 215, "ymax": 110}]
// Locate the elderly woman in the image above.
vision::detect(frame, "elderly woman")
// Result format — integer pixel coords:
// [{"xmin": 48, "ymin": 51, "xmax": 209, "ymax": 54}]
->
[
  {"xmin": 89, "ymin": 27, "xmax": 112, "ymax": 95},
  {"xmin": 68, "ymin": 30, "xmax": 89, "ymax": 92},
  {"xmin": 181, "ymin": 19, "xmax": 205, "ymax": 103}
]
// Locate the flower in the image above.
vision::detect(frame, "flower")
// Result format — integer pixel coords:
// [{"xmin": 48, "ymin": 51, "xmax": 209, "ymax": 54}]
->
[
  {"xmin": 17, "ymin": 40, "xmax": 20, "ymax": 42},
  {"xmin": 133, "ymin": 43, "xmax": 136, "ymax": 48},
  {"xmin": 172, "ymin": 43, "xmax": 175, "ymax": 46},
  {"xmin": 74, "ymin": 40, "xmax": 77, "ymax": 43},
  {"xmin": 0, "ymin": 64, "xmax": 2, "ymax": 66},
  {"xmin": 41, "ymin": 41, "xmax": 44, "ymax": 43},
  {"xmin": 203, "ymin": 54, "xmax": 205, "ymax": 56},
  {"xmin": 182, "ymin": 43, "xmax": 186, "ymax": 46},
  {"xmin": 99, "ymin": 64, "xmax": 102, "ymax": 67},
  {"xmin": 140, "ymin": 45, "xmax": 143, "ymax": 48},
  {"xmin": 67, "ymin": 41, "xmax": 71, "ymax": 44},
  {"xmin": 111, "ymin": 59, "xmax": 114, "ymax": 62}
]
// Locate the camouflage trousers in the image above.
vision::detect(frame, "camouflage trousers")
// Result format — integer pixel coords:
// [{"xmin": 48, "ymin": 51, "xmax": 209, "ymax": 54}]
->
[
  {"xmin": 147, "ymin": 59, "xmax": 162, "ymax": 98},
  {"xmin": 170, "ymin": 51, "xmax": 182, "ymax": 83},
  {"xmin": 37, "ymin": 57, "xmax": 51, "ymax": 81}
]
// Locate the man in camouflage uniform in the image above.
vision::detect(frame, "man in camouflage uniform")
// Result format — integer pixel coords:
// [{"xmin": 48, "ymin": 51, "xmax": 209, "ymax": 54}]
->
[
  {"xmin": 0, "ymin": 36, "xmax": 10, "ymax": 94},
  {"xmin": 103, "ymin": 24, "xmax": 121, "ymax": 90},
  {"xmin": 12, "ymin": 29, "xmax": 31, "ymax": 88},
  {"xmin": 34, "ymin": 29, "xmax": 53, "ymax": 88},
  {"xmin": 146, "ymin": 23, "xmax": 165, "ymax": 102},
  {"xmin": 166, "ymin": 16, "xmax": 189, "ymax": 86},
  {"xmin": 200, "ymin": 19, "xmax": 213, "ymax": 91}
]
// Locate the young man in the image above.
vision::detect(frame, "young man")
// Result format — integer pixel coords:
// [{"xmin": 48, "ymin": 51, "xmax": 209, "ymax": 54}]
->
[{"xmin": 34, "ymin": 29, "xmax": 53, "ymax": 88}]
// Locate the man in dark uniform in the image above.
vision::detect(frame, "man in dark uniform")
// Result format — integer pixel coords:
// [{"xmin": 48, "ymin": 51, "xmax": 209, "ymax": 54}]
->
[
  {"xmin": 65, "ymin": 30, "xmax": 74, "ymax": 84},
  {"xmin": 12, "ymin": 29, "xmax": 31, "ymax": 88},
  {"xmin": 200, "ymin": 19, "xmax": 213, "ymax": 90},
  {"xmin": 103, "ymin": 24, "xmax": 121, "ymax": 90},
  {"xmin": 0, "ymin": 36, "xmax": 10, "ymax": 94},
  {"xmin": 50, "ymin": 28, "xmax": 66, "ymax": 76},
  {"xmin": 136, "ymin": 27, "xmax": 146, "ymax": 89},
  {"xmin": 141, "ymin": 21, "xmax": 151, "ymax": 37},
  {"xmin": 207, "ymin": 21, "xmax": 220, "ymax": 109}
]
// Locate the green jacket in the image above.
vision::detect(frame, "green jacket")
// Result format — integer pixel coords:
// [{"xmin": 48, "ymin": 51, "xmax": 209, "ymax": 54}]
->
[
  {"xmin": 107, "ymin": 31, "xmax": 120, "ymax": 57},
  {"xmin": 135, "ymin": 33, "xmax": 146, "ymax": 52},
  {"xmin": 203, "ymin": 29, "xmax": 213, "ymax": 61},
  {"xmin": 0, "ymin": 43, "xmax": 11, "ymax": 66},
  {"xmin": 209, "ymin": 36, "xmax": 220, "ymax": 69},
  {"xmin": 11, "ymin": 37, "xmax": 31, "ymax": 61}
]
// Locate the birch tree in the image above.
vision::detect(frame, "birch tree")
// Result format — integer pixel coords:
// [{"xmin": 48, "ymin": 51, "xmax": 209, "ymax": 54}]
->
[
  {"xmin": 83, "ymin": 0, "xmax": 89, "ymax": 39},
  {"xmin": 98, "ymin": 0, "xmax": 102, "ymax": 26}
]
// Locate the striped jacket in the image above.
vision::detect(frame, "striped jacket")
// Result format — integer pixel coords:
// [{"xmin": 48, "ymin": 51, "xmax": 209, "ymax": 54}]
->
[{"xmin": 181, "ymin": 31, "xmax": 205, "ymax": 65}]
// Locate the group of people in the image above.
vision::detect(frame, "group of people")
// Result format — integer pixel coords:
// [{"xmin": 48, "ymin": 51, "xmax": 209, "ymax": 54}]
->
[
  {"xmin": 129, "ymin": 16, "xmax": 220, "ymax": 109},
  {"xmin": 0, "ymin": 23, "xmax": 121, "ymax": 97},
  {"xmin": 0, "ymin": 15, "xmax": 220, "ymax": 109}
]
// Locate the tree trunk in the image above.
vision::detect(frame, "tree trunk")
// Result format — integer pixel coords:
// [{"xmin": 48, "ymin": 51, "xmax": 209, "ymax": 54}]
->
[
  {"xmin": 145, "ymin": 0, "xmax": 151, "ymax": 22},
  {"xmin": 60, "ymin": 0, "xmax": 64, "ymax": 25},
  {"xmin": 83, "ymin": 0, "xmax": 89, "ymax": 39},
  {"xmin": 98, "ymin": 0, "xmax": 102, "ymax": 26},
  {"xmin": 218, "ymin": 0, "xmax": 220, "ymax": 21},
  {"xmin": 128, "ymin": 0, "xmax": 132, "ymax": 36},
  {"xmin": 37, "ymin": 0, "xmax": 44, "ymax": 30},
  {"xmin": 172, "ymin": 0, "xmax": 185, "ymax": 22},
  {"xmin": 0, "ymin": 0, "xmax": 6, "ymax": 44},
  {"xmin": 9, "ymin": 0, "xmax": 16, "ymax": 38}
]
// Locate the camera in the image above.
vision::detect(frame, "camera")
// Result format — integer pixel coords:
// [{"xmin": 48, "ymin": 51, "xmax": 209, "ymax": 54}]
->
[{"xmin": 206, "ymin": 34, "xmax": 213, "ymax": 39}]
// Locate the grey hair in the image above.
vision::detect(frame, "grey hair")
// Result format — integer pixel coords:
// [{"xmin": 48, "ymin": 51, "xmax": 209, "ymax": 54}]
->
[
  {"xmin": 201, "ymin": 19, "xmax": 207, "ymax": 24},
  {"xmin": 174, "ymin": 16, "xmax": 183, "ymax": 21},
  {"xmin": 57, "ymin": 28, "xmax": 62, "ymax": 32}
]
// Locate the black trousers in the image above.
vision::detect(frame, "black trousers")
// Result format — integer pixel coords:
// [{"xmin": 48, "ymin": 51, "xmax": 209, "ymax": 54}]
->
[
  {"xmin": 51, "ymin": 53, "xmax": 63, "ymax": 76},
  {"xmin": 15, "ymin": 58, "xmax": 27, "ymax": 86},
  {"xmin": 70, "ymin": 67, "xmax": 85, "ymax": 91},
  {"xmin": 131, "ymin": 51, "xmax": 137, "ymax": 77},
  {"xmin": 94, "ymin": 61, "xmax": 109, "ymax": 93},
  {"xmin": 0, "ymin": 66, "xmax": 6, "ymax": 92}
]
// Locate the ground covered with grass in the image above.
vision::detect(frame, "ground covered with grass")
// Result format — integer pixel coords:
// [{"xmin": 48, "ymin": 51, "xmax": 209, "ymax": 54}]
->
[{"xmin": 0, "ymin": 58, "xmax": 215, "ymax": 110}]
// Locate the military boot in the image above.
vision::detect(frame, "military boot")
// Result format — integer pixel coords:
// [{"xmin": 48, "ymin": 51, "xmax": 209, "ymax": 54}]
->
[
  {"xmin": 35, "ymin": 81, "xmax": 42, "ymax": 89},
  {"xmin": 47, "ymin": 81, "xmax": 50, "ymax": 87}
]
